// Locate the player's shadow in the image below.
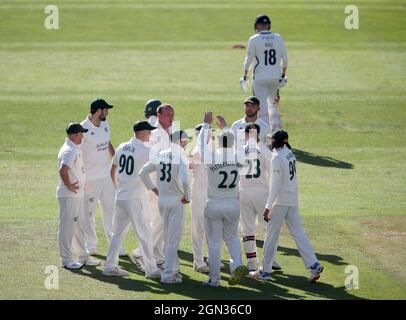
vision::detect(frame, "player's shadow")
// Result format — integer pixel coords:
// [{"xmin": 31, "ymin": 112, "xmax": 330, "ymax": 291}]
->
[
  {"xmin": 255, "ymin": 242, "xmax": 347, "ymax": 267},
  {"xmin": 293, "ymin": 148, "xmax": 353, "ymax": 169}
]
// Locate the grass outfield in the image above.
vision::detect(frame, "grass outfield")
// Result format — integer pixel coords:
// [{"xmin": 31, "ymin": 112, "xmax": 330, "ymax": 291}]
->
[{"xmin": 0, "ymin": 0, "xmax": 405, "ymax": 299}]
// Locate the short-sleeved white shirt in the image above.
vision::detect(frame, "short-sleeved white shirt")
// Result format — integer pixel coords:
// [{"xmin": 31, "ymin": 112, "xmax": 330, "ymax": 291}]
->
[
  {"xmin": 56, "ymin": 138, "xmax": 86, "ymax": 198},
  {"xmin": 80, "ymin": 116, "xmax": 111, "ymax": 181},
  {"xmin": 113, "ymin": 138, "xmax": 150, "ymax": 201}
]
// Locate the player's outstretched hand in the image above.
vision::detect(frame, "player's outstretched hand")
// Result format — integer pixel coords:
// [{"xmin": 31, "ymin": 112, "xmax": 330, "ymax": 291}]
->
[
  {"xmin": 263, "ymin": 208, "xmax": 271, "ymax": 222},
  {"xmin": 204, "ymin": 111, "xmax": 213, "ymax": 125},
  {"xmin": 152, "ymin": 187, "xmax": 159, "ymax": 196},
  {"xmin": 216, "ymin": 115, "xmax": 227, "ymax": 130},
  {"xmin": 67, "ymin": 181, "xmax": 79, "ymax": 193}
]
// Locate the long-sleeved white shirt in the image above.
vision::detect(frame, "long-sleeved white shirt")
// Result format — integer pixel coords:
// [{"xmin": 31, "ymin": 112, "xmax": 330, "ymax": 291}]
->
[
  {"xmin": 189, "ymin": 146, "xmax": 208, "ymax": 199},
  {"xmin": 197, "ymin": 123, "xmax": 241, "ymax": 200},
  {"xmin": 265, "ymin": 145, "xmax": 298, "ymax": 208},
  {"xmin": 244, "ymin": 31, "xmax": 288, "ymax": 80},
  {"xmin": 139, "ymin": 143, "xmax": 190, "ymax": 202}
]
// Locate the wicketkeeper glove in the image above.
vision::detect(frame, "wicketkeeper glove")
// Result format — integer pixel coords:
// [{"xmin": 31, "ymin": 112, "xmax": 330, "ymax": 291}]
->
[{"xmin": 240, "ymin": 76, "xmax": 249, "ymax": 92}]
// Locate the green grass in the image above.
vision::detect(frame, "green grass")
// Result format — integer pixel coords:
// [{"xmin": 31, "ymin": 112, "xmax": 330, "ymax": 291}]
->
[{"xmin": 0, "ymin": 0, "xmax": 405, "ymax": 299}]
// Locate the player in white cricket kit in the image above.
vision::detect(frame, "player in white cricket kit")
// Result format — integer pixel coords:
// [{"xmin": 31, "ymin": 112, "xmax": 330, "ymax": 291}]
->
[
  {"xmin": 231, "ymin": 96, "xmax": 271, "ymax": 149},
  {"xmin": 57, "ymin": 123, "xmax": 100, "ymax": 269},
  {"xmin": 103, "ymin": 121, "xmax": 161, "ymax": 278},
  {"xmin": 131, "ymin": 104, "xmax": 176, "ymax": 270},
  {"xmin": 249, "ymin": 130, "xmax": 324, "ymax": 282},
  {"xmin": 144, "ymin": 99, "xmax": 161, "ymax": 126},
  {"xmin": 80, "ymin": 98, "xmax": 125, "ymax": 256},
  {"xmin": 139, "ymin": 130, "xmax": 191, "ymax": 284},
  {"xmin": 238, "ymin": 122, "xmax": 278, "ymax": 271},
  {"xmin": 189, "ymin": 124, "xmax": 210, "ymax": 274},
  {"xmin": 198, "ymin": 112, "xmax": 246, "ymax": 287},
  {"xmin": 243, "ymin": 14, "xmax": 288, "ymax": 126}
]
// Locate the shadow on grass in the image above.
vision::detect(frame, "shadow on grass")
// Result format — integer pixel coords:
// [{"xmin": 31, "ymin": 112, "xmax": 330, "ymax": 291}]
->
[
  {"xmin": 255, "ymin": 242, "xmax": 347, "ymax": 267},
  {"xmin": 77, "ymin": 250, "xmax": 363, "ymax": 300},
  {"xmin": 293, "ymin": 148, "xmax": 354, "ymax": 169}
]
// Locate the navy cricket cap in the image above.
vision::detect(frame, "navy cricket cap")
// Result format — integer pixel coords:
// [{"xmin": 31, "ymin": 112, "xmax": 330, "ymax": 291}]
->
[
  {"xmin": 66, "ymin": 122, "xmax": 88, "ymax": 135},
  {"xmin": 244, "ymin": 96, "xmax": 260, "ymax": 106},
  {"xmin": 271, "ymin": 129, "xmax": 289, "ymax": 142},
  {"xmin": 245, "ymin": 122, "xmax": 261, "ymax": 134},
  {"xmin": 255, "ymin": 14, "xmax": 271, "ymax": 25},
  {"xmin": 133, "ymin": 120, "xmax": 156, "ymax": 132},
  {"xmin": 90, "ymin": 98, "xmax": 114, "ymax": 112}
]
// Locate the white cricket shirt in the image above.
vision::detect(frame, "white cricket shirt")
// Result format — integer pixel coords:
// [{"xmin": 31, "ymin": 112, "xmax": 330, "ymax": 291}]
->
[
  {"xmin": 244, "ymin": 31, "xmax": 288, "ymax": 80},
  {"xmin": 239, "ymin": 140, "xmax": 272, "ymax": 191},
  {"xmin": 231, "ymin": 117, "xmax": 272, "ymax": 147},
  {"xmin": 56, "ymin": 138, "xmax": 86, "ymax": 198},
  {"xmin": 113, "ymin": 138, "xmax": 150, "ymax": 201},
  {"xmin": 265, "ymin": 145, "xmax": 298, "ymax": 207},
  {"xmin": 139, "ymin": 143, "xmax": 190, "ymax": 201},
  {"xmin": 80, "ymin": 116, "xmax": 111, "ymax": 180}
]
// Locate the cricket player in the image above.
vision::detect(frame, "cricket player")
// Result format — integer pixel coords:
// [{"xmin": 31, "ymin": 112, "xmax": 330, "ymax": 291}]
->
[
  {"xmin": 238, "ymin": 122, "xmax": 281, "ymax": 272},
  {"xmin": 139, "ymin": 130, "xmax": 191, "ymax": 284},
  {"xmin": 242, "ymin": 14, "xmax": 288, "ymax": 126},
  {"xmin": 57, "ymin": 123, "xmax": 100, "ymax": 269},
  {"xmin": 103, "ymin": 121, "xmax": 161, "ymax": 278},
  {"xmin": 144, "ymin": 98, "xmax": 162, "ymax": 126},
  {"xmin": 231, "ymin": 96, "xmax": 271, "ymax": 148},
  {"xmin": 131, "ymin": 104, "xmax": 176, "ymax": 271},
  {"xmin": 197, "ymin": 112, "xmax": 245, "ymax": 287},
  {"xmin": 189, "ymin": 124, "xmax": 210, "ymax": 274},
  {"xmin": 80, "ymin": 98, "xmax": 126, "ymax": 256},
  {"xmin": 249, "ymin": 130, "xmax": 324, "ymax": 282}
]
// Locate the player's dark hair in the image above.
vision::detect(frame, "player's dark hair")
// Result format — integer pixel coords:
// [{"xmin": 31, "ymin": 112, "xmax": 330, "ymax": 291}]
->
[
  {"xmin": 219, "ymin": 131, "xmax": 235, "ymax": 148},
  {"xmin": 170, "ymin": 130, "xmax": 187, "ymax": 142},
  {"xmin": 271, "ymin": 140, "xmax": 291, "ymax": 151}
]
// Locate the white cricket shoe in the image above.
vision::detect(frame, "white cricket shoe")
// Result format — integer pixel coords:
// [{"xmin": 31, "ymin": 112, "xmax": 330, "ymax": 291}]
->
[
  {"xmin": 63, "ymin": 262, "xmax": 84, "ymax": 270},
  {"xmin": 129, "ymin": 250, "xmax": 146, "ymax": 272},
  {"xmin": 103, "ymin": 267, "xmax": 129, "ymax": 277},
  {"xmin": 161, "ymin": 276, "xmax": 183, "ymax": 284},
  {"xmin": 249, "ymin": 269, "xmax": 271, "ymax": 281},
  {"xmin": 202, "ymin": 279, "xmax": 221, "ymax": 287},
  {"xmin": 309, "ymin": 262, "xmax": 323, "ymax": 282},
  {"xmin": 194, "ymin": 264, "xmax": 210, "ymax": 274},
  {"xmin": 79, "ymin": 257, "xmax": 101, "ymax": 266}
]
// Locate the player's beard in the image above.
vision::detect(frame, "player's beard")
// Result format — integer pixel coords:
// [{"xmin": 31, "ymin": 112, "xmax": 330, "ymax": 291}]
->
[
  {"xmin": 100, "ymin": 115, "xmax": 107, "ymax": 121},
  {"xmin": 246, "ymin": 110, "xmax": 257, "ymax": 118}
]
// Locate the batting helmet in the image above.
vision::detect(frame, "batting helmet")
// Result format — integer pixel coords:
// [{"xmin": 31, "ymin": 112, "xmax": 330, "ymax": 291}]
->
[{"xmin": 144, "ymin": 99, "xmax": 162, "ymax": 117}]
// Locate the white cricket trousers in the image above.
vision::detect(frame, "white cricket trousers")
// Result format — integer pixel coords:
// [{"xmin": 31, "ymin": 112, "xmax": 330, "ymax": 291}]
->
[
  {"xmin": 190, "ymin": 196, "xmax": 207, "ymax": 268},
  {"xmin": 132, "ymin": 191, "xmax": 165, "ymax": 264},
  {"xmin": 105, "ymin": 199, "xmax": 159, "ymax": 276},
  {"xmin": 82, "ymin": 176, "xmax": 117, "ymax": 252},
  {"xmin": 58, "ymin": 197, "xmax": 89, "ymax": 265},
  {"xmin": 159, "ymin": 199, "xmax": 185, "ymax": 282},
  {"xmin": 204, "ymin": 199, "xmax": 243, "ymax": 284},
  {"xmin": 239, "ymin": 188, "xmax": 269, "ymax": 269},
  {"xmin": 262, "ymin": 205, "xmax": 318, "ymax": 273},
  {"xmin": 252, "ymin": 78, "xmax": 280, "ymax": 125}
]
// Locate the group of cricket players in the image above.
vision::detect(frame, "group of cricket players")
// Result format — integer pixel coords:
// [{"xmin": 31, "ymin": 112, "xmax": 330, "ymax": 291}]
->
[{"xmin": 55, "ymin": 14, "xmax": 324, "ymax": 288}]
